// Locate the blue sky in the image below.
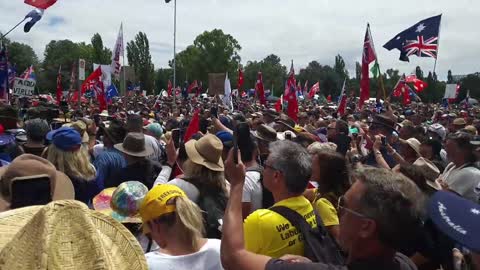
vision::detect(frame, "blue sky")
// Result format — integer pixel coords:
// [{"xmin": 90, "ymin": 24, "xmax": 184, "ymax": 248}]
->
[{"xmin": 1, "ymin": 0, "xmax": 479, "ymax": 80}]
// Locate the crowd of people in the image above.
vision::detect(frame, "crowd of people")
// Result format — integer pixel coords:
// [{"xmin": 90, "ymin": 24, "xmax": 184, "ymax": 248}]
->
[{"xmin": 0, "ymin": 93, "xmax": 479, "ymax": 270}]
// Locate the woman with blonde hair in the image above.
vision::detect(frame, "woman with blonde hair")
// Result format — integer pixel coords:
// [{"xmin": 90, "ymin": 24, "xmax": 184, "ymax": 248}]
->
[
  {"xmin": 140, "ymin": 184, "xmax": 223, "ymax": 270},
  {"xmin": 47, "ymin": 127, "xmax": 98, "ymax": 204}
]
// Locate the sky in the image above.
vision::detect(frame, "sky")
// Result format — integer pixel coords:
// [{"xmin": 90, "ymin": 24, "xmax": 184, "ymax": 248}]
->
[{"xmin": 1, "ymin": 0, "xmax": 479, "ymax": 81}]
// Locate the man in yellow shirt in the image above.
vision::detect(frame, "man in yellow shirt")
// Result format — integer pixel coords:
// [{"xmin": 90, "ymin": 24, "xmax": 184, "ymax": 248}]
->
[{"xmin": 243, "ymin": 140, "xmax": 316, "ymax": 258}]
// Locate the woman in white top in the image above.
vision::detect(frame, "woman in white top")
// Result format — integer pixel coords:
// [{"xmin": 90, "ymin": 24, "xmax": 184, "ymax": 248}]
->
[{"xmin": 140, "ymin": 184, "xmax": 223, "ymax": 270}]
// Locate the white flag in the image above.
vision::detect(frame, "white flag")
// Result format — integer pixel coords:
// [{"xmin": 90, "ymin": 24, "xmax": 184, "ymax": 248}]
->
[
  {"xmin": 111, "ymin": 23, "xmax": 124, "ymax": 78},
  {"xmin": 223, "ymin": 72, "xmax": 233, "ymax": 111}
]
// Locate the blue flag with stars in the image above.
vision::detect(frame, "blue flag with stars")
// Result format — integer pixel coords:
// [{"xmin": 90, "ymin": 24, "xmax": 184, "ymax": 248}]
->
[
  {"xmin": 106, "ymin": 84, "xmax": 119, "ymax": 101},
  {"xmin": 384, "ymin": 15, "xmax": 442, "ymax": 62}
]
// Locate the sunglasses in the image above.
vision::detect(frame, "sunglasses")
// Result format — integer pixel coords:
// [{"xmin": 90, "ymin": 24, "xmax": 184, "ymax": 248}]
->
[{"xmin": 337, "ymin": 196, "xmax": 369, "ymax": 219}]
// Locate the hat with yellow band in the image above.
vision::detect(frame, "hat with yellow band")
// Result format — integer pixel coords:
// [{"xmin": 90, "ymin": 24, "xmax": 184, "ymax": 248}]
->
[{"xmin": 139, "ymin": 184, "xmax": 186, "ymax": 233}]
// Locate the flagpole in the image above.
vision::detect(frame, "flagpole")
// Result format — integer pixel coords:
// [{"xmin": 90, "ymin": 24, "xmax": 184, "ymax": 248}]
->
[
  {"xmin": 433, "ymin": 14, "xmax": 443, "ymax": 75},
  {"xmin": 122, "ymin": 22, "xmax": 126, "ymax": 97},
  {"xmin": 0, "ymin": 18, "xmax": 27, "ymax": 41},
  {"xmin": 368, "ymin": 23, "xmax": 386, "ymax": 100},
  {"xmin": 172, "ymin": 0, "xmax": 177, "ymax": 108}
]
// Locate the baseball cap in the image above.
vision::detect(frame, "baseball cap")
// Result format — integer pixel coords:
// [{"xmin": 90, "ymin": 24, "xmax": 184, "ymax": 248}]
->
[
  {"xmin": 144, "ymin": 123, "xmax": 164, "ymax": 138},
  {"xmin": 46, "ymin": 127, "xmax": 82, "ymax": 151},
  {"xmin": 427, "ymin": 123, "xmax": 446, "ymax": 141},
  {"xmin": 215, "ymin": 131, "xmax": 233, "ymax": 148},
  {"xmin": 428, "ymin": 191, "xmax": 480, "ymax": 252},
  {"xmin": 139, "ymin": 184, "xmax": 186, "ymax": 232}
]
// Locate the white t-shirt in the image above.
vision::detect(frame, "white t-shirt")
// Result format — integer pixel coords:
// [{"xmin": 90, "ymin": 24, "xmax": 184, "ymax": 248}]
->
[
  {"xmin": 443, "ymin": 163, "xmax": 480, "ymax": 202},
  {"xmin": 145, "ymin": 239, "xmax": 223, "ymax": 270},
  {"xmin": 242, "ymin": 170, "xmax": 263, "ymax": 212}
]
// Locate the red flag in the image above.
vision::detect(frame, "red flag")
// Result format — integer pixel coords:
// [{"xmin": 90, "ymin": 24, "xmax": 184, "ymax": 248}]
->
[
  {"xmin": 238, "ymin": 67, "xmax": 244, "ymax": 91},
  {"xmin": 184, "ymin": 110, "xmax": 200, "ymax": 142},
  {"xmin": 24, "ymin": 0, "xmax": 57, "ymax": 9},
  {"xmin": 256, "ymin": 72, "xmax": 266, "ymax": 105},
  {"xmin": 405, "ymin": 74, "xmax": 417, "ymax": 83},
  {"xmin": 337, "ymin": 80, "xmax": 347, "ymax": 116},
  {"xmin": 393, "ymin": 76, "xmax": 406, "ymax": 98},
  {"xmin": 359, "ymin": 24, "xmax": 377, "ymax": 109},
  {"xmin": 81, "ymin": 66, "xmax": 103, "ymax": 94},
  {"xmin": 402, "ymin": 85, "xmax": 412, "ymax": 105},
  {"xmin": 413, "ymin": 79, "xmax": 428, "ymax": 92},
  {"xmin": 187, "ymin": 80, "xmax": 198, "ymax": 93},
  {"xmin": 308, "ymin": 82, "xmax": 320, "ymax": 99},
  {"xmin": 56, "ymin": 66, "xmax": 62, "ymax": 105},
  {"xmin": 274, "ymin": 96, "xmax": 283, "ymax": 112},
  {"xmin": 287, "ymin": 92, "xmax": 298, "ymax": 122},
  {"xmin": 94, "ymin": 82, "xmax": 107, "ymax": 111},
  {"xmin": 167, "ymin": 80, "xmax": 173, "ymax": 96},
  {"xmin": 285, "ymin": 61, "xmax": 296, "ymax": 96}
]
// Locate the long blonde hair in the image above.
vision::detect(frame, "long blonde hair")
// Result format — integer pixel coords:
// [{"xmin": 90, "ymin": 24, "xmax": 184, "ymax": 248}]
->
[
  {"xmin": 182, "ymin": 159, "xmax": 227, "ymax": 196},
  {"xmin": 152, "ymin": 196, "xmax": 205, "ymax": 249},
  {"xmin": 47, "ymin": 144, "xmax": 96, "ymax": 180}
]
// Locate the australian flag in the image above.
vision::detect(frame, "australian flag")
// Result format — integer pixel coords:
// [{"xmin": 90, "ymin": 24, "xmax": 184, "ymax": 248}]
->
[{"xmin": 384, "ymin": 15, "xmax": 442, "ymax": 62}]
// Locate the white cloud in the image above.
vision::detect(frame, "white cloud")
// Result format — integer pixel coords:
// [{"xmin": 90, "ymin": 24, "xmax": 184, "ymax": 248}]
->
[{"xmin": 1, "ymin": 0, "xmax": 479, "ymax": 81}]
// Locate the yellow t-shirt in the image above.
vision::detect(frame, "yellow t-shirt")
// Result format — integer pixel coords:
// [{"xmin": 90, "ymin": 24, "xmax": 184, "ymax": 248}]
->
[
  {"xmin": 313, "ymin": 197, "xmax": 339, "ymax": 227},
  {"xmin": 243, "ymin": 196, "xmax": 317, "ymax": 258}
]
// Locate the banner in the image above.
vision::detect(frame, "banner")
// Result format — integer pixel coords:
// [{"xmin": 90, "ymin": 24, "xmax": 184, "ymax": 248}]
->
[
  {"xmin": 13, "ymin": 78, "xmax": 36, "ymax": 96},
  {"xmin": 444, "ymin": 84, "xmax": 458, "ymax": 99},
  {"xmin": 208, "ymin": 73, "xmax": 226, "ymax": 96},
  {"xmin": 78, "ymin": 59, "xmax": 86, "ymax": 80}
]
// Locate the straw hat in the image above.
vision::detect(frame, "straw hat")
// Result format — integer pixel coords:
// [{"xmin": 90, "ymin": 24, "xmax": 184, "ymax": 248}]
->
[
  {"xmin": 413, "ymin": 157, "xmax": 441, "ymax": 190},
  {"xmin": 114, "ymin": 132, "xmax": 153, "ymax": 157},
  {"xmin": 275, "ymin": 114, "xmax": 296, "ymax": 132},
  {"xmin": 0, "ymin": 154, "xmax": 74, "ymax": 211},
  {"xmin": 400, "ymin": 138, "xmax": 422, "ymax": 157},
  {"xmin": 0, "ymin": 200, "xmax": 147, "ymax": 269},
  {"xmin": 185, "ymin": 134, "xmax": 224, "ymax": 171},
  {"xmin": 93, "ymin": 181, "xmax": 148, "ymax": 223},
  {"xmin": 251, "ymin": 124, "xmax": 277, "ymax": 142}
]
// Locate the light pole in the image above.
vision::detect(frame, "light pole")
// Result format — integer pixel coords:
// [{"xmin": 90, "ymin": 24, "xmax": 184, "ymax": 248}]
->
[{"xmin": 165, "ymin": 0, "xmax": 177, "ymax": 107}]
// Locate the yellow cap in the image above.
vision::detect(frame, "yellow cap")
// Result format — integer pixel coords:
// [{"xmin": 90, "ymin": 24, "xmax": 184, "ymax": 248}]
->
[{"xmin": 139, "ymin": 184, "xmax": 186, "ymax": 225}]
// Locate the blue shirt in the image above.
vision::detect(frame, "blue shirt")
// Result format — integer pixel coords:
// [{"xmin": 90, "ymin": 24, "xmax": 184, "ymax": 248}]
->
[{"xmin": 93, "ymin": 148, "xmax": 126, "ymax": 190}]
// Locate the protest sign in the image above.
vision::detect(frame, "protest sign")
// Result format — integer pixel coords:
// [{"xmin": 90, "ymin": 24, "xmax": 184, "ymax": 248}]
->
[
  {"xmin": 13, "ymin": 78, "xmax": 36, "ymax": 96},
  {"xmin": 208, "ymin": 73, "xmax": 226, "ymax": 96}
]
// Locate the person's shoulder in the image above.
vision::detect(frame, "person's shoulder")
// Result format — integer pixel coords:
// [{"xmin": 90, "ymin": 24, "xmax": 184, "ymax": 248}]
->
[{"xmin": 203, "ymin": 238, "xmax": 222, "ymax": 251}]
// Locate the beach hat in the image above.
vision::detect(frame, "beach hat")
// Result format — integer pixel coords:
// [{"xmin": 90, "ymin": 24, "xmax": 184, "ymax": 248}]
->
[
  {"xmin": 93, "ymin": 181, "xmax": 148, "ymax": 223},
  {"xmin": 139, "ymin": 184, "xmax": 186, "ymax": 226},
  {"xmin": 0, "ymin": 154, "xmax": 74, "ymax": 211},
  {"xmin": 0, "ymin": 200, "xmax": 148, "ymax": 269},
  {"xmin": 428, "ymin": 191, "xmax": 480, "ymax": 252},
  {"xmin": 114, "ymin": 132, "xmax": 153, "ymax": 157},
  {"xmin": 99, "ymin": 110, "xmax": 109, "ymax": 117},
  {"xmin": 46, "ymin": 127, "xmax": 82, "ymax": 151},
  {"xmin": 251, "ymin": 124, "xmax": 277, "ymax": 142},
  {"xmin": 185, "ymin": 134, "xmax": 224, "ymax": 171},
  {"xmin": 400, "ymin": 138, "xmax": 422, "ymax": 157}
]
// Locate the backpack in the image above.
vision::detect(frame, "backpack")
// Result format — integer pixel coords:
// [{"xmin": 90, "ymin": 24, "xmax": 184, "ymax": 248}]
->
[
  {"xmin": 197, "ymin": 193, "xmax": 227, "ymax": 239},
  {"xmin": 246, "ymin": 165, "xmax": 274, "ymax": 209},
  {"xmin": 269, "ymin": 206, "xmax": 345, "ymax": 264}
]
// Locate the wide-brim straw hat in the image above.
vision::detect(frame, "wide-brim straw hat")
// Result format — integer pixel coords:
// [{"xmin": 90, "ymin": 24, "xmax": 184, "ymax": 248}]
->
[
  {"xmin": 251, "ymin": 124, "xmax": 277, "ymax": 142},
  {"xmin": 0, "ymin": 154, "xmax": 75, "ymax": 212},
  {"xmin": 114, "ymin": 132, "xmax": 153, "ymax": 157},
  {"xmin": 400, "ymin": 138, "xmax": 422, "ymax": 157},
  {"xmin": 0, "ymin": 200, "xmax": 147, "ymax": 269},
  {"xmin": 185, "ymin": 134, "xmax": 224, "ymax": 171}
]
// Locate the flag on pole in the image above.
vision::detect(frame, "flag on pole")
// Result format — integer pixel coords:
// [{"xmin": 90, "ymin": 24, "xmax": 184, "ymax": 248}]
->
[
  {"xmin": 308, "ymin": 82, "xmax": 320, "ymax": 99},
  {"xmin": 167, "ymin": 80, "xmax": 173, "ymax": 97},
  {"xmin": 237, "ymin": 67, "xmax": 244, "ymax": 91},
  {"xmin": 359, "ymin": 24, "xmax": 377, "ymax": 109},
  {"xmin": 370, "ymin": 60, "xmax": 380, "ymax": 79},
  {"xmin": 69, "ymin": 63, "xmax": 76, "ymax": 91},
  {"xmin": 303, "ymin": 80, "xmax": 309, "ymax": 96},
  {"xmin": 23, "ymin": 9, "xmax": 44, "ymax": 33},
  {"xmin": 111, "ymin": 23, "xmax": 124, "ymax": 78},
  {"xmin": 106, "ymin": 84, "xmax": 119, "ymax": 102},
  {"xmin": 337, "ymin": 79, "xmax": 347, "ymax": 116},
  {"xmin": 402, "ymin": 84, "xmax": 413, "ymax": 105},
  {"xmin": 0, "ymin": 47, "xmax": 8, "ymax": 102},
  {"xmin": 184, "ymin": 110, "xmax": 200, "ymax": 142},
  {"xmin": 20, "ymin": 65, "xmax": 36, "ymax": 80},
  {"xmin": 384, "ymin": 15, "xmax": 442, "ymax": 62},
  {"xmin": 275, "ymin": 95, "xmax": 283, "ymax": 112},
  {"xmin": 187, "ymin": 80, "xmax": 198, "ymax": 93},
  {"xmin": 81, "ymin": 66, "xmax": 103, "ymax": 94},
  {"xmin": 223, "ymin": 72, "xmax": 233, "ymax": 111},
  {"xmin": 393, "ymin": 76, "xmax": 406, "ymax": 97},
  {"xmin": 256, "ymin": 72, "xmax": 266, "ymax": 105},
  {"xmin": 285, "ymin": 60, "xmax": 296, "ymax": 96},
  {"xmin": 24, "ymin": 0, "xmax": 57, "ymax": 9},
  {"xmin": 56, "ymin": 66, "xmax": 62, "ymax": 105}
]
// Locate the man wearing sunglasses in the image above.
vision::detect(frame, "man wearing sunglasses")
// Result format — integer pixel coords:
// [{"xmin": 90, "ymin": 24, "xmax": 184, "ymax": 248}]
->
[
  {"xmin": 222, "ymin": 160, "xmax": 423, "ymax": 270},
  {"xmin": 364, "ymin": 114, "xmax": 399, "ymax": 168}
]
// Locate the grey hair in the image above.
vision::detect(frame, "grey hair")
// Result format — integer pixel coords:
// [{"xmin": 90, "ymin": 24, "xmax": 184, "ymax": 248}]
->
[
  {"xmin": 353, "ymin": 167, "xmax": 425, "ymax": 250},
  {"xmin": 25, "ymin": 118, "xmax": 50, "ymax": 142},
  {"xmin": 268, "ymin": 140, "xmax": 312, "ymax": 194}
]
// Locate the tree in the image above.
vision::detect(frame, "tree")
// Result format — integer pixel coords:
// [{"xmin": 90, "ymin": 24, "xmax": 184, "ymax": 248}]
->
[
  {"xmin": 91, "ymin": 33, "xmax": 112, "ymax": 64},
  {"xmin": 334, "ymin": 54, "xmax": 348, "ymax": 79},
  {"xmin": 127, "ymin": 32, "xmax": 155, "ymax": 93},
  {"xmin": 458, "ymin": 74, "xmax": 480, "ymax": 100},
  {"xmin": 173, "ymin": 29, "xmax": 241, "ymax": 85},
  {"xmin": 447, "ymin": 70, "xmax": 453, "ymax": 83},
  {"xmin": 155, "ymin": 68, "xmax": 173, "ymax": 92},
  {"xmin": 7, "ymin": 42, "xmax": 39, "ymax": 74},
  {"xmin": 243, "ymin": 54, "xmax": 287, "ymax": 97},
  {"xmin": 415, "ymin": 66, "xmax": 424, "ymax": 80},
  {"xmin": 297, "ymin": 61, "xmax": 342, "ymax": 97}
]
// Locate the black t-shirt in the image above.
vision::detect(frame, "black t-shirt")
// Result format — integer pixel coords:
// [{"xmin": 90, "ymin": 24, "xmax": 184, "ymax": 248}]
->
[
  {"xmin": 107, "ymin": 159, "xmax": 162, "ymax": 189},
  {"xmin": 265, "ymin": 253, "xmax": 417, "ymax": 270}
]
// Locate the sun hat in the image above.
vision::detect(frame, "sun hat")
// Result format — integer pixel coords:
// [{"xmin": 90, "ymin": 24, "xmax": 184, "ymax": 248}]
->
[
  {"xmin": 93, "ymin": 181, "xmax": 148, "ymax": 223},
  {"xmin": 413, "ymin": 157, "xmax": 441, "ymax": 190},
  {"xmin": 275, "ymin": 114, "xmax": 296, "ymax": 132},
  {"xmin": 139, "ymin": 184, "xmax": 186, "ymax": 226},
  {"xmin": 185, "ymin": 134, "xmax": 224, "ymax": 171},
  {"xmin": 464, "ymin": 125, "xmax": 478, "ymax": 136},
  {"xmin": 0, "ymin": 200, "xmax": 148, "ymax": 269},
  {"xmin": 453, "ymin": 118, "xmax": 466, "ymax": 126},
  {"xmin": 114, "ymin": 132, "xmax": 153, "ymax": 157},
  {"xmin": 0, "ymin": 154, "xmax": 74, "ymax": 211},
  {"xmin": 46, "ymin": 127, "xmax": 82, "ymax": 151},
  {"xmin": 101, "ymin": 120, "xmax": 127, "ymax": 145},
  {"xmin": 428, "ymin": 191, "xmax": 480, "ymax": 252},
  {"xmin": 251, "ymin": 124, "xmax": 277, "ymax": 142},
  {"xmin": 144, "ymin": 123, "xmax": 163, "ymax": 138},
  {"xmin": 369, "ymin": 114, "xmax": 396, "ymax": 132},
  {"xmin": 99, "ymin": 110, "xmax": 109, "ymax": 117},
  {"xmin": 400, "ymin": 138, "xmax": 422, "ymax": 157},
  {"xmin": 427, "ymin": 123, "xmax": 447, "ymax": 141}
]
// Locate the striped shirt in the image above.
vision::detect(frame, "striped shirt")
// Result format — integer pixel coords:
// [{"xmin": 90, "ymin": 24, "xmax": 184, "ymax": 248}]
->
[{"xmin": 94, "ymin": 148, "xmax": 126, "ymax": 190}]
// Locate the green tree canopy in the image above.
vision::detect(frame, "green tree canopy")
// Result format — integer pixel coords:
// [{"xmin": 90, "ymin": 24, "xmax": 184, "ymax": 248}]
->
[
  {"xmin": 127, "ymin": 32, "xmax": 155, "ymax": 93},
  {"xmin": 91, "ymin": 33, "xmax": 112, "ymax": 64},
  {"xmin": 7, "ymin": 42, "xmax": 39, "ymax": 73}
]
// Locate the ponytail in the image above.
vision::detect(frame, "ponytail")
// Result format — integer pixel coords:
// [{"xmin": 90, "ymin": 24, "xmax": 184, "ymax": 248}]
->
[{"xmin": 175, "ymin": 196, "xmax": 205, "ymax": 249}]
